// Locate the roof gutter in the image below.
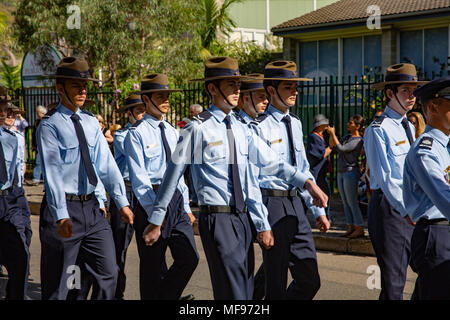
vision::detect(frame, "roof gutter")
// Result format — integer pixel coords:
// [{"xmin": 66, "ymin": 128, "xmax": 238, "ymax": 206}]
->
[{"xmin": 272, "ymin": 7, "xmax": 450, "ymax": 36}]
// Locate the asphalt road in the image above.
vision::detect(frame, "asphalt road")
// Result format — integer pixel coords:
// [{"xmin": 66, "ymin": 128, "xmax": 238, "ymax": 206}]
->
[{"xmin": 0, "ymin": 215, "xmax": 417, "ymax": 300}]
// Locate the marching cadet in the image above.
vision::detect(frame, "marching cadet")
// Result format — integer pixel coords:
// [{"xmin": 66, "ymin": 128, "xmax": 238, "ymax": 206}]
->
[
  {"xmin": 364, "ymin": 63, "xmax": 428, "ymax": 300},
  {"xmin": 108, "ymin": 95, "xmax": 145, "ymax": 299},
  {"xmin": 238, "ymin": 73, "xmax": 269, "ymax": 123},
  {"xmin": 143, "ymin": 56, "xmax": 328, "ymax": 300},
  {"xmin": 0, "ymin": 87, "xmax": 30, "ymax": 300},
  {"xmin": 251, "ymin": 61, "xmax": 330, "ymax": 300},
  {"xmin": 124, "ymin": 74, "xmax": 199, "ymax": 300},
  {"xmin": 403, "ymin": 77, "xmax": 450, "ymax": 299},
  {"xmin": 37, "ymin": 57, "xmax": 134, "ymax": 300}
]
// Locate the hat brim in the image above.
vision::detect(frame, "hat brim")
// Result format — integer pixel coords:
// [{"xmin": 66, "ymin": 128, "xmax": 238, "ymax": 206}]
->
[
  {"xmin": 371, "ymin": 81, "xmax": 428, "ymax": 91},
  {"xmin": 117, "ymin": 101, "xmax": 146, "ymax": 113},
  {"xmin": 262, "ymin": 77, "xmax": 312, "ymax": 82},
  {"xmin": 132, "ymin": 89, "xmax": 183, "ymax": 95},
  {"xmin": 189, "ymin": 75, "xmax": 256, "ymax": 82},
  {"xmin": 313, "ymin": 120, "xmax": 329, "ymax": 129},
  {"xmin": 46, "ymin": 75, "xmax": 100, "ymax": 82}
]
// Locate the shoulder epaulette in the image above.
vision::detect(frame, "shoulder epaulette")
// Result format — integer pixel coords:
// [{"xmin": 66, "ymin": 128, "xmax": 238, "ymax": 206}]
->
[
  {"xmin": 42, "ymin": 108, "xmax": 58, "ymax": 120},
  {"xmin": 371, "ymin": 115, "xmax": 386, "ymax": 128},
  {"xmin": 81, "ymin": 109, "xmax": 94, "ymax": 117},
  {"xmin": 418, "ymin": 136, "xmax": 433, "ymax": 150},
  {"xmin": 289, "ymin": 112, "xmax": 300, "ymax": 120},
  {"xmin": 130, "ymin": 119, "xmax": 144, "ymax": 129},
  {"xmin": 233, "ymin": 112, "xmax": 247, "ymax": 124},
  {"xmin": 115, "ymin": 127, "xmax": 128, "ymax": 133},
  {"xmin": 192, "ymin": 110, "xmax": 212, "ymax": 123},
  {"xmin": 2, "ymin": 127, "xmax": 16, "ymax": 136}
]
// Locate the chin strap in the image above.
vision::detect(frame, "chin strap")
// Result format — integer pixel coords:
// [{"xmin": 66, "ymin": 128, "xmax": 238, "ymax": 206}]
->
[
  {"xmin": 393, "ymin": 92, "xmax": 409, "ymax": 113},
  {"xmin": 274, "ymin": 86, "xmax": 291, "ymax": 108},
  {"xmin": 249, "ymin": 92, "xmax": 259, "ymax": 118}
]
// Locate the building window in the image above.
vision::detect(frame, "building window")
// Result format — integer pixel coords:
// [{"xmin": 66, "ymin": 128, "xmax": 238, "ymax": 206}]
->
[
  {"xmin": 400, "ymin": 27, "xmax": 449, "ymax": 79},
  {"xmin": 343, "ymin": 37, "xmax": 362, "ymax": 78},
  {"xmin": 319, "ymin": 39, "xmax": 339, "ymax": 78},
  {"xmin": 364, "ymin": 35, "xmax": 382, "ymax": 76}
]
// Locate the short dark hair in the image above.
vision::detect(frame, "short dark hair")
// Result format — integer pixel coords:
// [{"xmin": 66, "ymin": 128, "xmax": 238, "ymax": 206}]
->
[
  {"xmin": 384, "ymin": 84, "xmax": 400, "ymax": 104},
  {"xmin": 351, "ymin": 114, "xmax": 365, "ymax": 132},
  {"xmin": 263, "ymin": 80, "xmax": 282, "ymax": 96},
  {"xmin": 205, "ymin": 80, "xmax": 222, "ymax": 98}
]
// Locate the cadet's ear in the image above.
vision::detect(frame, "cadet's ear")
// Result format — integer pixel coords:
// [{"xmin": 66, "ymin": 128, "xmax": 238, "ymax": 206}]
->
[{"xmin": 266, "ymin": 86, "xmax": 276, "ymax": 97}]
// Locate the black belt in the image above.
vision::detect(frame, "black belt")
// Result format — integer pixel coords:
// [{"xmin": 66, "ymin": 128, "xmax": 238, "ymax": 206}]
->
[
  {"xmin": 124, "ymin": 180, "xmax": 132, "ymax": 188},
  {"xmin": 65, "ymin": 192, "xmax": 95, "ymax": 202},
  {"xmin": 0, "ymin": 187, "xmax": 14, "ymax": 196},
  {"xmin": 260, "ymin": 188, "xmax": 298, "ymax": 197},
  {"xmin": 418, "ymin": 218, "xmax": 449, "ymax": 226},
  {"xmin": 199, "ymin": 205, "xmax": 247, "ymax": 214}
]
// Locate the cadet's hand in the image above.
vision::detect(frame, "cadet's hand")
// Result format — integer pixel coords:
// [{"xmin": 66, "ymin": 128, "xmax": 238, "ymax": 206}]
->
[
  {"xmin": 405, "ymin": 215, "xmax": 416, "ymax": 226},
  {"xmin": 315, "ymin": 215, "xmax": 330, "ymax": 232},
  {"xmin": 100, "ymin": 207, "xmax": 108, "ymax": 217},
  {"xmin": 257, "ymin": 230, "xmax": 274, "ymax": 250},
  {"xmin": 187, "ymin": 212, "xmax": 196, "ymax": 225},
  {"xmin": 304, "ymin": 179, "xmax": 328, "ymax": 208},
  {"xmin": 57, "ymin": 218, "xmax": 73, "ymax": 238},
  {"xmin": 143, "ymin": 224, "xmax": 161, "ymax": 246},
  {"xmin": 119, "ymin": 206, "xmax": 134, "ymax": 224}
]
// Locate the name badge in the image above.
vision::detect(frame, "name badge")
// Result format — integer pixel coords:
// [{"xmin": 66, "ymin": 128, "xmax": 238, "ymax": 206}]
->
[
  {"xmin": 208, "ymin": 140, "xmax": 223, "ymax": 147},
  {"xmin": 395, "ymin": 140, "xmax": 406, "ymax": 146},
  {"xmin": 146, "ymin": 143, "xmax": 157, "ymax": 149},
  {"xmin": 271, "ymin": 138, "xmax": 282, "ymax": 145}
]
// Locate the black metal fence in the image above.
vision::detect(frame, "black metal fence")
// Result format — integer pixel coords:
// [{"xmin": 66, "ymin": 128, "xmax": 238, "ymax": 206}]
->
[{"xmin": 8, "ymin": 71, "xmax": 443, "ymax": 191}]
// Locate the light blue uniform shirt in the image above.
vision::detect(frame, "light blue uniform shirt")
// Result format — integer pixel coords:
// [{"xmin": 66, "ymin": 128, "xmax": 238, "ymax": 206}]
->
[
  {"xmin": 10, "ymin": 128, "xmax": 25, "ymax": 187},
  {"xmin": 0, "ymin": 127, "xmax": 18, "ymax": 191},
  {"xmin": 238, "ymin": 109, "xmax": 254, "ymax": 124},
  {"xmin": 403, "ymin": 125, "xmax": 450, "ymax": 221},
  {"xmin": 149, "ymin": 104, "xmax": 312, "ymax": 232},
  {"xmin": 124, "ymin": 113, "xmax": 191, "ymax": 220},
  {"xmin": 252, "ymin": 104, "xmax": 326, "ymax": 218},
  {"xmin": 113, "ymin": 123, "xmax": 131, "ymax": 181},
  {"xmin": 37, "ymin": 103, "xmax": 129, "ymax": 222},
  {"xmin": 363, "ymin": 106, "xmax": 415, "ymax": 217}
]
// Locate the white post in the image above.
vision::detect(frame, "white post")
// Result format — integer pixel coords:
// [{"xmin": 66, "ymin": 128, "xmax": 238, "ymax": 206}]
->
[
  {"xmin": 314, "ymin": 0, "xmax": 317, "ymax": 11},
  {"xmin": 266, "ymin": 0, "xmax": 270, "ymax": 34}
]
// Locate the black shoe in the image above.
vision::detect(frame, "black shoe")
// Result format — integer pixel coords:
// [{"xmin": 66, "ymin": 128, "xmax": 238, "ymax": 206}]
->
[{"xmin": 179, "ymin": 294, "xmax": 195, "ymax": 300}]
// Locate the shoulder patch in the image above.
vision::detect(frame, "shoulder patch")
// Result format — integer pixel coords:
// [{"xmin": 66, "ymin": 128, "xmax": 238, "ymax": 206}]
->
[
  {"xmin": 253, "ymin": 113, "xmax": 268, "ymax": 125},
  {"xmin": 130, "ymin": 119, "xmax": 144, "ymax": 129},
  {"xmin": 192, "ymin": 110, "xmax": 212, "ymax": 123},
  {"xmin": 289, "ymin": 112, "xmax": 299, "ymax": 120},
  {"xmin": 371, "ymin": 115, "xmax": 386, "ymax": 128},
  {"xmin": 81, "ymin": 109, "xmax": 95, "ymax": 117},
  {"xmin": 418, "ymin": 137, "xmax": 433, "ymax": 150},
  {"xmin": 42, "ymin": 108, "xmax": 58, "ymax": 120}
]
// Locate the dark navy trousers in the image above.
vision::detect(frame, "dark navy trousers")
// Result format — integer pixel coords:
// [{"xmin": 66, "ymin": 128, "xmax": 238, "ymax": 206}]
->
[
  {"xmin": 0, "ymin": 187, "xmax": 32, "ymax": 300},
  {"xmin": 368, "ymin": 189, "xmax": 414, "ymax": 300},
  {"xmin": 133, "ymin": 189, "xmax": 198, "ymax": 300},
  {"xmin": 261, "ymin": 194, "xmax": 320, "ymax": 300},
  {"xmin": 198, "ymin": 210, "xmax": 255, "ymax": 300},
  {"xmin": 39, "ymin": 195, "xmax": 118, "ymax": 300},
  {"xmin": 410, "ymin": 220, "xmax": 450, "ymax": 300}
]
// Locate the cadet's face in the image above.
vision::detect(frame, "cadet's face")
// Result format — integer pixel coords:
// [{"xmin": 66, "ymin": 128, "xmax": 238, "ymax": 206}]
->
[
  {"xmin": 218, "ymin": 80, "xmax": 241, "ymax": 107},
  {"xmin": 437, "ymin": 98, "xmax": 450, "ymax": 132},
  {"xmin": 389, "ymin": 84, "xmax": 417, "ymax": 111},
  {"xmin": 0, "ymin": 102, "xmax": 7, "ymax": 125},
  {"xmin": 130, "ymin": 104, "xmax": 146, "ymax": 122},
  {"xmin": 252, "ymin": 91, "xmax": 269, "ymax": 113},
  {"xmin": 269, "ymin": 81, "xmax": 298, "ymax": 107},
  {"xmin": 58, "ymin": 79, "xmax": 87, "ymax": 108},
  {"xmin": 151, "ymin": 92, "xmax": 170, "ymax": 114},
  {"xmin": 5, "ymin": 109, "xmax": 15, "ymax": 127}
]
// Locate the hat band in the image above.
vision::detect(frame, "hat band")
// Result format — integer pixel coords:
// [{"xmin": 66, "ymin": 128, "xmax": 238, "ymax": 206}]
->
[
  {"xmin": 125, "ymin": 98, "xmax": 143, "ymax": 106},
  {"xmin": 204, "ymin": 67, "xmax": 240, "ymax": 79},
  {"xmin": 56, "ymin": 67, "xmax": 89, "ymax": 79},
  {"xmin": 385, "ymin": 73, "xmax": 417, "ymax": 82},
  {"xmin": 264, "ymin": 68, "xmax": 297, "ymax": 79},
  {"xmin": 241, "ymin": 82, "xmax": 264, "ymax": 90},
  {"xmin": 141, "ymin": 83, "xmax": 170, "ymax": 91}
]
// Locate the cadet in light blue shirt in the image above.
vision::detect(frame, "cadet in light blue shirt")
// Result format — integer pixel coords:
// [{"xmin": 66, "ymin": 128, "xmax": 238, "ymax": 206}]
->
[
  {"xmin": 144, "ymin": 57, "xmax": 328, "ymax": 300},
  {"xmin": 237, "ymin": 73, "xmax": 269, "ymax": 124},
  {"xmin": 403, "ymin": 77, "xmax": 450, "ymax": 299},
  {"xmin": 37, "ymin": 57, "xmax": 133, "ymax": 300},
  {"xmin": 364, "ymin": 63, "xmax": 427, "ymax": 300},
  {"xmin": 124, "ymin": 74, "xmax": 198, "ymax": 300}
]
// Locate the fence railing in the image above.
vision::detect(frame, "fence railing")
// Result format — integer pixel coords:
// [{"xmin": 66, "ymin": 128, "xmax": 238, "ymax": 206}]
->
[{"xmin": 8, "ymin": 71, "xmax": 444, "ymax": 191}]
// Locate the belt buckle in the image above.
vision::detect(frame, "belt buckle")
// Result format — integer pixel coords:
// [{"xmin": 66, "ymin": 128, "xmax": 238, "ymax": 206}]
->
[{"xmin": 80, "ymin": 194, "xmax": 89, "ymax": 201}]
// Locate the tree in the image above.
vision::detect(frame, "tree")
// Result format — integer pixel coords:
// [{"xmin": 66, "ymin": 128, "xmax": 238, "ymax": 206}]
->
[{"xmin": 197, "ymin": 0, "xmax": 242, "ymax": 58}]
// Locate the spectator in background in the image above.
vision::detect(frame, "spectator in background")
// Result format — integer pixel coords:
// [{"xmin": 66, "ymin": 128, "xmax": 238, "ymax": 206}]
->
[
  {"xmin": 328, "ymin": 114, "xmax": 365, "ymax": 238},
  {"xmin": 407, "ymin": 111, "xmax": 426, "ymax": 138},
  {"xmin": 14, "ymin": 109, "xmax": 29, "ymax": 133},
  {"xmin": 28, "ymin": 105, "xmax": 47, "ymax": 185},
  {"xmin": 306, "ymin": 114, "xmax": 332, "ymax": 220},
  {"xmin": 96, "ymin": 114, "xmax": 114, "ymax": 145},
  {"xmin": 178, "ymin": 104, "xmax": 203, "ymax": 129}
]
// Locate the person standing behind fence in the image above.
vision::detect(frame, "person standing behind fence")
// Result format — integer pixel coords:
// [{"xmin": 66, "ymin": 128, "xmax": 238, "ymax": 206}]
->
[
  {"xmin": 328, "ymin": 114, "xmax": 365, "ymax": 238},
  {"xmin": 28, "ymin": 105, "xmax": 47, "ymax": 186},
  {"xmin": 306, "ymin": 114, "xmax": 332, "ymax": 220},
  {"xmin": 364, "ymin": 63, "xmax": 427, "ymax": 300},
  {"xmin": 407, "ymin": 111, "xmax": 426, "ymax": 139}
]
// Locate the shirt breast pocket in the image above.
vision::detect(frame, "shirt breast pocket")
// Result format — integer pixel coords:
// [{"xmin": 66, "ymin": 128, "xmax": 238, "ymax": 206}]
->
[
  {"xmin": 144, "ymin": 146, "xmax": 161, "ymax": 171},
  {"xmin": 203, "ymin": 140, "xmax": 227, "ymax": 164},
  {"xmin": 61, "ymin": 143, "xmax": 79, "ymax": 164},
  {"xmin": 390, "ymin": 140, "xmax": 409, "ymax": 156}
]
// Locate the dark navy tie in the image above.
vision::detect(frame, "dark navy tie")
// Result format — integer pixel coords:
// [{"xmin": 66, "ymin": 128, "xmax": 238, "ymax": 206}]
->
[
  {"xmin": 224, "ymin": 115, "xmax": 245, "ymax": 213},
  {"xmin": 0, "ymin": 141, "xmax": 8, "ymax": 185},
  {"xmin": 282, "ymin": 115, "xmax": 297, "ymax": 166},
  {"xmin": 159, "ymin": 122, "xmax": 171, "ymax": 163},
  {"xmin": 70, "ymin": 113, "xmax": 98, "ymax": 187},
  {"xmin": 401, "ymin": 118, "xmax": 414, "ymax": 146}
]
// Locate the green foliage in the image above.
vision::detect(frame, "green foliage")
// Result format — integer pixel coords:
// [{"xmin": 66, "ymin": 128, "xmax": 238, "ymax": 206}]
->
[{"xmin": 0, "ymin": 59, "xmax": 21, "ymax": 89}]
